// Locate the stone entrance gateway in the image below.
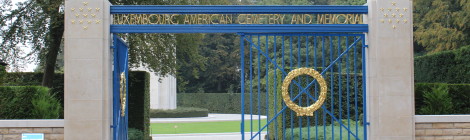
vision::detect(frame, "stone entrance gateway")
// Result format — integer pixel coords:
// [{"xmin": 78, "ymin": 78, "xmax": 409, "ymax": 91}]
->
[{"xmin": 64, "ymin": 0, "xmax": 414, "ymax": 139}]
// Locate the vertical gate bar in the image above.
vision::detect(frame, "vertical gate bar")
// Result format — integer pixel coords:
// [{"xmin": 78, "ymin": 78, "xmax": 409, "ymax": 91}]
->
[
  {"xmin": 298, "ymin": 35, "xmax": 302, "ymax": 140},
  {"xmin": 265, "ymin": 35, "xmax": 269, "ymax": 140},
  {"xmin": 122, "ymin": 42, "xmax": 129, "ymax": 140},
  {"xmin": 346, "ymin": 36, "xmax": 351, "ymax": 140},
  {"xmin": 289, "ymin": 36, "xmax": 294, "ymax": 140},
  {"xmin": 330, "ymin": 36, "xmax": 335, "ymax": 140},
  {"xmin": 353, "ymin": 36, "xmax": 358, "ymax": 138},
  {"xmin": 306, "ymin": 35, "xmax": 311, "ymax": 140},
  {"xmin": 362, "ymin": 35, "xmax": 367, "ymax": 140},
  {"xmin": 273, "ymin": 35, "xmax": 278, "ymax": 140},
  {"xmin": 112, "ymin": 35, "xmax": 118, "ymax": 140},
  {"xmin": 322, "ymin": 36, "xmax": 326, "ymax": 140},
  {"xmin": 314, "ymin": 35, "xmax": 318, "ymax": 140},
  {"xmin": 257, "ymin": 35, "xmax": 261, "ymax": 140},
  {"xmin": 124, "ymin": 49, "xmax": 129, "ymax": 140},
  {"xmin": 282, "ymin": 35, "xmax": 286, "ymax": 140},
  {"xmin": 240, "ymin": 34, "xmax": 245, "ymax": 140},
  {"xmin": 249, "ymin": 35, "xmax": 254, "ymax": 138},
  {"xmin": 338, "ymin": 35, "xmax": 342, "ymax": 140}
]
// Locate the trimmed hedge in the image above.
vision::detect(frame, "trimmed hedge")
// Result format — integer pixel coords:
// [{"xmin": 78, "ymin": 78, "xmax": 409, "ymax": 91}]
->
[
  {"xmin": 4, "ymin": 72, "xmax": 64, "ymax": 116},
  {"xmin": 150, "ymin": 107, "xmax": 209, "ymax": 118},
  {"xmin": 415, "ymin": 83, "xmax": 470, "ymax": 114},
  {"xmin": 414, "ymin": 46, "xmax": 470, "ymax": 83},
  {"xmin": 0, "ymin": 65, "xmax": 6, "ymax": 86},
  {"xmin": 127, "ymin": 71, "xmax": 151, "ymax": 140},
  {"xmin": 178, "ymin": 93, "xmax": 267, "ymax": 115},
  {"xmin": 0, "ymin": 86, "xmax": 61, "ymax": 119}
]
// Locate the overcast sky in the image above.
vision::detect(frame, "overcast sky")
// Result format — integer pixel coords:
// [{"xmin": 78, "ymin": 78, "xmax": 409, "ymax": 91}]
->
[{"xmin": 9, "ymin": 0, "xmax": 36, "ymax": 72}]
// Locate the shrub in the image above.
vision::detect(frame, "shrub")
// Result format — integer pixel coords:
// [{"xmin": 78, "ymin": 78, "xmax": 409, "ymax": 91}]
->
[
  {"xmin": 415, "ymin": 83, "xmax": 470, "ymax": 114},
  {"xmin": 414, "ymin": 46, "xmax": 470, "ymax": 83},
  {"xmin": 419, "ymin": 85, "xmax": 453, "ymax": 115},
  {"xmin": 128, "ymin": 71, "xmax": 151, "ymax": 140},
  {"xmin": 32, "ymin": 90, "xmax": 62, "ymax": 119},
  {"xmin": 0, "ymin": 65, "xmax": 6, "ymax": 86},
  {"xmin": 128, "ymin": 128, "xmax": 144, "ymax": 140},
  {"xmin": 0, "ymin": 86, "xmax": 60, "ymax": 119},
  {"xmin": 4, "ymin": 72, "xmax": 64, "ymax": 118},
  {"xmin": 177, "ymin": 93, "xmax": 267, "ymax": 115},
  {"xmin": 284, "ymin": 124, "xmax": 364, "ymax": 140},
  {"xmin": 150, "ymin": 107, "xmax": 209, "ymax": 118},
  {"xmin": 4, "ymin": 71, "xmax": 151, "ymax": 119}
]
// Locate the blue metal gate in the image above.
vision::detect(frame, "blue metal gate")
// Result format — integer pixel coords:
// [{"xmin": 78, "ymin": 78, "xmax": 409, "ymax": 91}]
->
[
  {"xmin": 112, "ymin": 35, "xmax": 129, "ymax": 140},
  {"xmin": 109, "ymin": 5, "xmax": 369, "ymax": 140},
  {"xmin": 239, "ymin": 33, "xmax": 367, "ymax": 140}
]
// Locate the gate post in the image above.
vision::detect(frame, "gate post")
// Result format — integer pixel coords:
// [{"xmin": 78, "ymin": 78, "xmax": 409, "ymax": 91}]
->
[
  {"xmin": 367, "ymin": 0, "xmax": 415, "ymax": 139},
  {"xmin": 64, "ymin": 0, "xmax": 112, "ymax": 139}
]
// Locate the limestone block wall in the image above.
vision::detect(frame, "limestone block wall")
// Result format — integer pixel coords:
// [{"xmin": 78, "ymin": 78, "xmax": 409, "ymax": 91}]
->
[
  {"xmin": 0, "ymin": 127, "xmax": 64, "ymax": 140},
  {"xmin": 415, "ymin": 115, "xmax": 470, "ymax": 140},
  {"xmin": 0, "ymin": 120, "xmax": 64, "ymax": 140}
]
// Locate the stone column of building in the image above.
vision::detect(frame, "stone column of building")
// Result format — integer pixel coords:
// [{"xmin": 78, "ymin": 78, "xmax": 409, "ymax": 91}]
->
[
  {"xmin": 367, "ymin": 0, "xmax": 415, "ymax": 139},
  {"xmin": 131, "ymin": 66, "xmax": 177, "ymax": 110},
  {"xmin": 64, "ymin": 0, "xmax": 112, "ymax": 139},
  {"xmin": 152, "ymin": 75, "xmax": 177, "ymax": 109}
]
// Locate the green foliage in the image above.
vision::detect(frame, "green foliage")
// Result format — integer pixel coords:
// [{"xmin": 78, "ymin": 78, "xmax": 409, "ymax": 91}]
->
[
  {"xmin": 414, "ymin": 46, "xmax": 470, "ymax": 83},
  {"xmin": 127, "ymin": 71, "xmax": 151, "ymax": 140},
  {"xmin": 0, "ymin": 86, "xmax": 60, "ymax": 119},
  {"xmin": 331, "ymin": 0, "xmax": 366, "ymax": 5},
  {"xmin": 0, "ymin": 65, "xmax": 6, "ymax": 85},
  {"xmin": 4, "ymin": 72, "xmax": 65, "ymax": 118},
  {"xmin": 415, "ymin": 83, "xmax": 470, "ymax": 114},
  {"xmin": 266, "ymin": 70, "xmax": 283, "ymax": 139},
  {"xmin": 31, "ymin": 89, "xmax": 62, "ymax": 119},
  {"xmin": 419, "ymin": 85, "xmax": 453, "ymax": 115},
  {"xmin": 177, "ymin": 93, "xmax": 267, "ymax": 115},
  {"xmin": 128, "ymin": 128, "xmax": 144, "ymax": 140},
  {"xmin": 113, "ymin": 0, "xmax": 231, "ymax": 81},
  {"xmin": 4, "ymin": 72, "xmax": 64, "ymax": 101},
  {"xmin": 413, "ymin": 0, "xmax": 470, "ymax": 52},
  {"xmin": 150, "ymin": 107, "xmax": 209, "ymax": 118},
  {"xmin": 178, "ymin": 33, "xmax": 241, "ymax": 93},
  {"xmin": 285, "ymin": 123, "xmax": 364, "ymax": 140}
]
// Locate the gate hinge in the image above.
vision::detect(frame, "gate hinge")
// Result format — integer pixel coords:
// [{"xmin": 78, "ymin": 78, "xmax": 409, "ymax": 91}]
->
[
  {"xmin": 111, "ymin": 46, "xmax": 116, "ymax": 49},
  {"xmin": 366, "ymin": 122, "xmax": 370, "ymax": 125},
  {"xmin": 364, "ymin": 45, "xmax": 369, "ymax": 48}
]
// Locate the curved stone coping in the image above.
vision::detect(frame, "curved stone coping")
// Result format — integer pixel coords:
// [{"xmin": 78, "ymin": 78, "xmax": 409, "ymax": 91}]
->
[
  {"xmin": 415, "ymin": 115, "xmax": 470, "ymax": 123},
  {"xmin": 0, "ymin": 119, "xmax": 64, "ymax": 127}
]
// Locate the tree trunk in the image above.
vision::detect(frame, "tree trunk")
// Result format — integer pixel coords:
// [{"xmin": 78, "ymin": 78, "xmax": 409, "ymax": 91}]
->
[{"xmin": 42, "ymin": 13, "xmax": 64, "ymax": 88}]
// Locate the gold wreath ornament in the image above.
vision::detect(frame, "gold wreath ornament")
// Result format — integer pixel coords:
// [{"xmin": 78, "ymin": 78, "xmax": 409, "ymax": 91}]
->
[
  {"xmin": 120, "ymin": 72, "xmax": 127, "ymax": 117},
  {"xmin": 281, "ymin": 68, "xmax": 327, "ymax": 116}
]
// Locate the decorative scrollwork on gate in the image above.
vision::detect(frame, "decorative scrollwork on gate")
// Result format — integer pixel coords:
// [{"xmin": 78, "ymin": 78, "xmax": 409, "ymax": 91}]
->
[
  {"xmin": 120, "ymin": 72, "xmax": 127, "ymax": 117},
  {"xmin": 281, "ymin": 68, "xmax": 327, "ymax": 116}
]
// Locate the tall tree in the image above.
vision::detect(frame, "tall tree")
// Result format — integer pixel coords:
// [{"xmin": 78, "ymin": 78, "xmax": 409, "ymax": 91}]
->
[
  {"xmin": 0, "ymin": 0, "xmax": 220, "ymax": 87},
  {"xmin": 0, "ymin": 0, "xmax": 62, "ymax": 87},
  {"xmin": 413, "ymin": 0, "xmax": 469, "ymax": 52}
]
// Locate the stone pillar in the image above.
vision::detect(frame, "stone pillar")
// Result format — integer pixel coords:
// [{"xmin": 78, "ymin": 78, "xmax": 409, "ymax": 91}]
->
[
  {"xmin": 152, "ymin": 75, "xmax": 177, "ymax": 109},
  {"xmin": 367, "ymin": 0, "xmax": 415, "ymax": 139},
  {"xmin": 64, "ymin": 0, "xmax": 112, "ymax": 139}
]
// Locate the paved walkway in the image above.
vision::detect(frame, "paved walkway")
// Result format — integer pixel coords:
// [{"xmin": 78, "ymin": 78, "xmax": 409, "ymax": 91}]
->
[
  {"xmin": 152, "ymin": 114, "xmax": 267, "ymax": 140},
  {"xmin": 151, "ymin": 113, "xmax": 267, "ymax": 123},
  {"xmin": 152, "ymin": 132, "xmax": 266, "ymax": 140}
]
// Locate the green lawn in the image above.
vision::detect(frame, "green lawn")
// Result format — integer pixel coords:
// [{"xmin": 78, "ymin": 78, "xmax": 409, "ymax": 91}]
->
[{"xmin": 151, "ymin": 120, "xmax": 267, "ymax": 134}]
